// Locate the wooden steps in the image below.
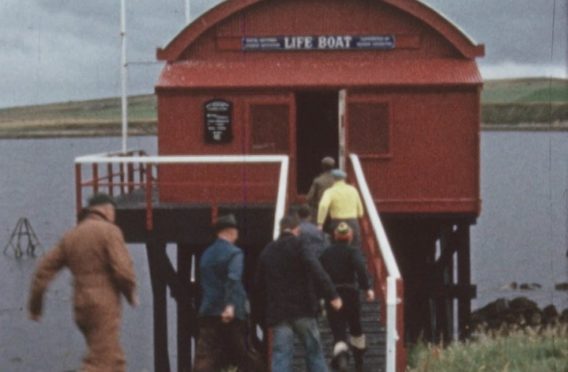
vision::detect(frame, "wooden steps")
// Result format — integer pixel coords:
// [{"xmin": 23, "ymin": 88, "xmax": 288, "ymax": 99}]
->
[{"xmin": 292, "ymin": 295, "xmax": 386, "ymax": 371}]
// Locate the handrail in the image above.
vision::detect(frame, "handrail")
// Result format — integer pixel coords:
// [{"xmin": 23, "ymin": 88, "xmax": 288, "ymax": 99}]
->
[
  {"xmin": 75, "ymin": 151, "xmax": 289, "ymax": 238},
  {"xmin": 349, "ymin": 153, "xmax": 405, "ymax": 372}
]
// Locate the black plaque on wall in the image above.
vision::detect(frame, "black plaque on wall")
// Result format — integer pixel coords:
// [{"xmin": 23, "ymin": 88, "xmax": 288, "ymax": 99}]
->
[{"xmin": 204, "ymin": 99, "xmax": 233, "ymax": 144}]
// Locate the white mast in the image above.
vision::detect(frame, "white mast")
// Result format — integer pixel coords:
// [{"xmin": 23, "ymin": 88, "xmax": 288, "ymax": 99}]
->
[
  {"xmin": 120, "ymin": 0, "xmax": 128, "ymax": 153},
  {"xmin": 185, "ymin": 0, "xmax": 191, "ymax": 24}
]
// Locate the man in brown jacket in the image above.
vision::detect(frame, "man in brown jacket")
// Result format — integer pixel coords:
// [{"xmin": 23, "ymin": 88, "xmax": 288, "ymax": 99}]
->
[
  {"xmin": 306, "ymin": 156, "xmax": 336, "ymax": 214},
  {"xmin": 28, "ymin": 193, "xmax": 137, "ymax": 372}
]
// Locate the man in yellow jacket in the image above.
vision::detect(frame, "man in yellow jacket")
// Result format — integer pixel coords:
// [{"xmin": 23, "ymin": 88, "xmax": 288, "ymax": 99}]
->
[
  {"xmin": 317, "ymin": 169, "xmax": 364, "ymax": 249},
  {"xmin": 28, "ymin": 193, "xmax": 137, "ymax": 372}
]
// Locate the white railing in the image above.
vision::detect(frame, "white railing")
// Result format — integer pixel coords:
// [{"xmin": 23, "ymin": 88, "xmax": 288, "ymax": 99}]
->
[
  {"xmin": 349, "ymin": 153, "xmax": 403, "ymax": 372},
  {"xmin": 75, "ymin": 152, "xmax": 289, "ymax": 239}
]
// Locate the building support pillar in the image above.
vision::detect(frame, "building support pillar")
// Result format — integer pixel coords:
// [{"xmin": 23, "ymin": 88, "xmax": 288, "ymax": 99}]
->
[
  {"xmin": 457, "ymin": 224, "xmax": 472, "ymax": 340},
  {"xmin": 146, "ymin": 239, "xmax": 171, "ymax": 372},
  {"xmin": 177, "ymin": 243, "xmax": 194, "ymax": 372}
]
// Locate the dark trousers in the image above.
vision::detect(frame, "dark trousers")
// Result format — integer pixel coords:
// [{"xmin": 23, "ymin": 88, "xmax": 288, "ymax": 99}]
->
[
  {"xmin": 325, "ymin": 287, "xmax": 363, "ymax": 344},
  {"xmin": 194, "ymin": 317, "xmax": 265, "ymax": 372}
]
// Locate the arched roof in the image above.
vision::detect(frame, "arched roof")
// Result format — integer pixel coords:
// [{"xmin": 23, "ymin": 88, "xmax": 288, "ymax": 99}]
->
[{"xmin": 157, "ymin": 0, "xmax": 484, "ymax": 62}]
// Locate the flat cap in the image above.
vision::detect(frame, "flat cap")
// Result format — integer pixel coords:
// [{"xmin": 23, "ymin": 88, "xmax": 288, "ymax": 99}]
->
[{"xmin": 331, "ymin": 169, "xmax": 347, "ymax": 179}]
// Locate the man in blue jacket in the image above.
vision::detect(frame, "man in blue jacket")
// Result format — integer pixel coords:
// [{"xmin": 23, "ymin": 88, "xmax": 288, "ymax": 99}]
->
[
  {"xmin": 255, "ymin": 215, "xmax": 342, "ymax": 372},
  {"xmin": 194, "ymin": 214, "xmax": 264, "ymax": 371}
]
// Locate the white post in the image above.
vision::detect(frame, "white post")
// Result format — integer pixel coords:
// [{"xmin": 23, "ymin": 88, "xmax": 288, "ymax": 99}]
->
[
  {"xmin": 386, "ymin": 276, "xmax": 399, "ymax": 372},
  {"xmin": 273, "ymin": 157, "xmax": 289, "ymax": 240},
  {"xmin": 185, "ymin": 0, "xmax": 191, "ymax": 24},
  {"xmin": 120, "ymin": 0, "xmax": 128, "ymax": 153},
  {"xmin": 338, "ymin": 89, "xmax": 346, "ymax": 170}
]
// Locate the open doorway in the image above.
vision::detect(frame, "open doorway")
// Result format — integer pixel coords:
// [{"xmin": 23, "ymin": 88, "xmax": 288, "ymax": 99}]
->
[{"xmin": 296, "ymin": 91, "xmax": 339, "ymax": 194}]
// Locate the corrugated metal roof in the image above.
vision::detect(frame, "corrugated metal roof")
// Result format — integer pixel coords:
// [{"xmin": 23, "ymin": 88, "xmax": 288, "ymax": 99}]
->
[{"xmin": 156, "ymin": 59, "xmax": 482, "ymax": 89}]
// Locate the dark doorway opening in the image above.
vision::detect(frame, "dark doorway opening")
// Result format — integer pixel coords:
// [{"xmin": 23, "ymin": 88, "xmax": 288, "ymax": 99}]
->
[{"xmin": 296, "ymin": 91, "xmax": 339, "ymax": 194}]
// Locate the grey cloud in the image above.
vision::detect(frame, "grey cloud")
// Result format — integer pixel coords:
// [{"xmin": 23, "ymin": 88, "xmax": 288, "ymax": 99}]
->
[
  {"xmin": 425, "ymin": 0, "xmax": 567, "ymax": 66},
  {"xmin": 0, "ymin": 0, "xmax": 566, "ymax": 108}
]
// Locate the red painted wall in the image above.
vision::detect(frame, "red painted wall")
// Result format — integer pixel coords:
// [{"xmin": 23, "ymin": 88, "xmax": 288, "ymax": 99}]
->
[
  {"xmin": 156, "ymin": 0, "xmax": 482, "ymax": 214},
  {"xmin": 157, "ymin": 91, "xmax": 295, "ymax": 203},
  {"xmin": 348, "ymin": 88, "xmax": 480, "ymax": 214}
]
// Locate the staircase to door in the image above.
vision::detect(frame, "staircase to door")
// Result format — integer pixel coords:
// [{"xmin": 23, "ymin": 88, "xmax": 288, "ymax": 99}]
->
[
  {"xmin": 292, "ymin": 295, "xmax": 385, "ymax": 371},
  {"xmin": 287, "ymin": 154, "xmax": 404, "ymax": 372}
]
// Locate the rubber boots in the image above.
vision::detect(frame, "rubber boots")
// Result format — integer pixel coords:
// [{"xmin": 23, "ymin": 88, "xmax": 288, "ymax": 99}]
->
[
  {"xmin": 331, "ymin": 341, "xmax": 350, "ymax": 371},
  {"xmin": 350, "ymin": 334, "xmax": 367, "ymax": 372}
]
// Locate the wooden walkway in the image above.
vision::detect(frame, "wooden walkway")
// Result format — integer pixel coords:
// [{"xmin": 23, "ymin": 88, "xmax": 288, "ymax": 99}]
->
[{"xmin": 293, "ymin": 294, "xmax": 385, "ymax": 371}]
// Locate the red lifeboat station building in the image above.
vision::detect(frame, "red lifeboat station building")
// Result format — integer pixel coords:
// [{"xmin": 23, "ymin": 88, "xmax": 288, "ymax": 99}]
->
[{"xmin": 75, "ymin": 0, "xmax": 483, "ymax": 371}]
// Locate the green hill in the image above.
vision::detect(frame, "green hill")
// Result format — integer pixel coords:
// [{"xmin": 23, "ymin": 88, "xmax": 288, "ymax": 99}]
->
[
  {"xmin": 0, "ymin": 78, "xmax": 566, "ymax": 137},
  {"xmin": 482, "ymin": 78, "xmax": 568, "ymax": 104},
  {"xmin": 481, "ymin": 78, "xmax": 568, "ymax": 125}
]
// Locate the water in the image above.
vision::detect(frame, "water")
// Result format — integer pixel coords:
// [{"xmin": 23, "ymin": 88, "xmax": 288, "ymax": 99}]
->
[
  {"xmin": 1, "ymin": 132, "xmax": 567, "ymax": 370},
  {"xmin": 473, "ymin": 132, "xmax": 568, "ymax": 310},
  {"xmin": 0, "ymin": 137, "xmax": 164, "ymax": 372}
]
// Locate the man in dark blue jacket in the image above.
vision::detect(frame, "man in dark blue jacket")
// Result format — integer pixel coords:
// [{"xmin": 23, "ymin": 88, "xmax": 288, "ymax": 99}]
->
[
  {"xmin": 194, "ymin": 214, "xmax": 264, "ymax": 372},
  {"xmin": 255, "ymin": 215, "xmax": 342, "ymax": 372},
  {"xmin": 320, "ymin": 222, "xmax": 375, "ymax": 372}
]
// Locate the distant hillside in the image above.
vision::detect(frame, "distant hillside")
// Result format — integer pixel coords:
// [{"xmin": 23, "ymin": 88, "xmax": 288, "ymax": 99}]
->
[
  {"xmin": 0, "ymin": 95, "xmax": 156, "ymax": 138},
  {"xmin": 482, "ymin": 78, "xmax": 568, "ymax": 104},
  {"xmin": 0, "ymin": 78, "xmax": 567, "ymax": 137},
  {"xmin": 482, "ymin": 78, "xmax": 568, "ymax": 128}
]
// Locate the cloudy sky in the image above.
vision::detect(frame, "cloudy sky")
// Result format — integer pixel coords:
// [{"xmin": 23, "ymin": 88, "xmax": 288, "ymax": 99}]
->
[{"xmin": 1, "ymin": 0, "xmax": 566, "ymax": 108}]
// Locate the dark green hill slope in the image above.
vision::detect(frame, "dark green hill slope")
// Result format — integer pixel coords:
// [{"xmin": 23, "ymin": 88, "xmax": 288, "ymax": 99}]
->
[{"xmin": 0, "ymin": 78, "xmax": 566, "ymax": 137}]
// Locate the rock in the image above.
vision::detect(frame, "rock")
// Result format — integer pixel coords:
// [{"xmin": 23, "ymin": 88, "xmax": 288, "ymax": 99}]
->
[
  {"xmin": 470, "ymin": 297, "xmax": 567, "ymax": 331},
  {"xmin": 471, "ymin": 298, "xmax": 510, "ymax": 330},
  {"xmin": 560, "ymin": 309, "xmax": 568, "ymax": 323},
  {"xmin": 554, "ymin": 282, "xmax": 568, "ymax": 291},
  {"xmin": 542, "ymin": 305, "xmax": 559, "ymax": 325},
  {"xmin": 509, "ymin": 297, "xmax": 539, "ymax": 311},
  {"xmin": 519, "ymin": 283, "xmax": 541, "ymax": 290},
  {"xmin": 500, "ymin": 282, "xmax": 518, "ymax": 290}
]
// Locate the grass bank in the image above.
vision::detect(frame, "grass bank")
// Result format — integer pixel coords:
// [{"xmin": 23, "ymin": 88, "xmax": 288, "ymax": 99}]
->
[
  {"xmin": 0, "ymin": 95, "xmax": 157, "ymax": 138},
  {"xmin": 0, "ymin": 78, "xmax": 566, "ymax": 137},
  {"xmin": 482, "ymin": 78, "xmax": 568, "ymax": 128},
  {"xmin": 407, "ymin": 326, "xmax": 568, "ymax": 372}
]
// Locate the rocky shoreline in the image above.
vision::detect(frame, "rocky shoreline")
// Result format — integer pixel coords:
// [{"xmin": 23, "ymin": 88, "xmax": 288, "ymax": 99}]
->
[{"xmin": 471, "ymin": 296, "xmax": 568, "ymax": 331}]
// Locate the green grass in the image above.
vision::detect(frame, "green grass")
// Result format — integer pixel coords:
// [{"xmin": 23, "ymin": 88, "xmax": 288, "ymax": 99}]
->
[
  {"xmin": 482, "ymin": 78, "xmax": 568, "ymax": 104},
  {"xmin": 0, "ymin": 95, "xmax": 156, "ymax": 124},
  {"xmin": 481, "ymin": 78, "xmax": 568, "ymax": 124},
  {"xmin": 0, "ymin": 78, "xmax": 566, "ymax": 135},
  {"xmin": 482, "ymin": 102, "xmax": 568, "ymax": 124},
  {"xmin": 407, "ymin": 326, "xmax": 568, "ymax": 372}
]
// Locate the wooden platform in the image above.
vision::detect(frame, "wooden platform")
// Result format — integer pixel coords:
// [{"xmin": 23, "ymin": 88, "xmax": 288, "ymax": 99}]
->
[{"xmin": 114, "ymin": 188, "xmax": 276, "ymax": 246}]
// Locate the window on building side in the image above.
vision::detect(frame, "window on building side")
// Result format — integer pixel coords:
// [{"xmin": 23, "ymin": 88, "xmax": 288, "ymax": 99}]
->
[{"xmin": 250, "ymin": 104, "xmax": 289, "ymax": 153}]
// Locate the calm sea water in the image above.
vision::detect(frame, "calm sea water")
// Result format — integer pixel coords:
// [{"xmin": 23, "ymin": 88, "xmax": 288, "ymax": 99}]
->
[
  {"xmin": 0, "ymin": 137, "xmax": 163, "ymax": 371},
  {"xmin": 473, "ymin": 132, "xmax": 568, "ymax": 309},
  {"xmin": 0, "ymin": 133, "xmax": 567, "ymax": 370}
]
